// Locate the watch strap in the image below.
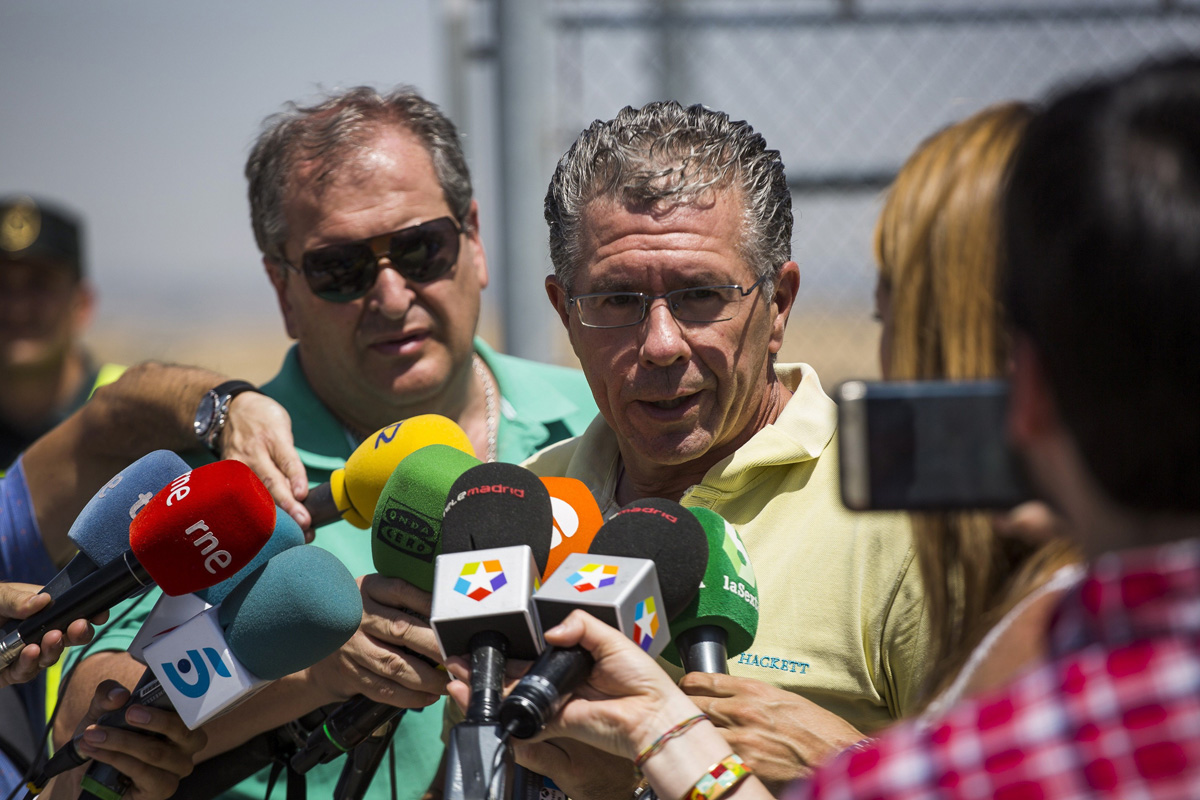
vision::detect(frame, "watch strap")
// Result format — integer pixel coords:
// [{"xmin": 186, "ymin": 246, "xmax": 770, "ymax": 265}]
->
[{"xmin": 200, "ymin": 380, "xmax": 261, "ymax": 455}]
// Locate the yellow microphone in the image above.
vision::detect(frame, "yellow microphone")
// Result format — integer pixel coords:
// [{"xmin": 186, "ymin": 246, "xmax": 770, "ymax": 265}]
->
[{"xmin": 304, "ymin": 414, "xmax": 475, "ymax": 529}]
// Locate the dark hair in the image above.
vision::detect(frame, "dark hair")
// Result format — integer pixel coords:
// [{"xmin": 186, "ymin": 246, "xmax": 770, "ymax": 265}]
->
[
  {"xmin": 245, "ymin": 86, "xmax": 472, "ymax": 263},
  {"xmin": 1004, "ymin": 55, "xmax": 1200, "ymax": 511}
]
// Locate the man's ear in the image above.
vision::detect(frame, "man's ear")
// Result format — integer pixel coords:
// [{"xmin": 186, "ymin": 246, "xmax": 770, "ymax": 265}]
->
[
  {"xmin": 463, "ymin": 200, "xmax": 488, "ymax": 290},
  {"xmin": 1008, "ymin": 333, "xmax": 1059, "ymax": 448},
  {"xmin": 545, "ymin": 275, "xmax": 571, "ymax": 329},
  {"xmin": 265, "ymin": 258, "xmax": 300, "ymax": 340},
  {"xmin": 767, "ymin": 261, "xmax": 800, "ymax": 356}
]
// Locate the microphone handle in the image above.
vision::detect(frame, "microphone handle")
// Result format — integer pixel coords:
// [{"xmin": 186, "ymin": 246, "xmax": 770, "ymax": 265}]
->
[
  {"xmin": 466, "ymin": 630, "xmax": 509, "ymax": 724},
  {"xmin": 80, "ymin": 761, "xmax": 131, "ymax": 800},
  {"xmin": 1, "ymin": 553, "xmax": 150, "ymax": 669},
  {"xmin": 303, "ymin": 482, "xmax": 344, "ymax": 529},
  {"xmin": 675, "ymin": 626, "xmax": 730, "ymax": 674},
  {"xmin": 1, "ymin": 554, "xmax": 102, "ymax": 637},
  {"xmin": 499, "ymin": 645, "xmax": 595, "ymax": 740},
  {"xmin": 290, "ymin": 696, "xmax": 406, "ymax": 774},
  {"xmin": 334, "ymin": 722, "xmax": 396, "ymax": 800}
]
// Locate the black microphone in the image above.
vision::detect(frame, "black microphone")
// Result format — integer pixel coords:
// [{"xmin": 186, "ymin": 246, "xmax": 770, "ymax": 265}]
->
[
  {"xmin": 499, "ymin": 498, "xmax": 708, "ymax": 740},
  {"xmin": 432, "ymin": 463, "xmax": 554, "ymax": 800},
  {"xmin": 436, "ymin": 463, "xmax": 553, "ymax": 718},
  {"xmin": 288, "ymin": 444, "xmax": 482, "ymax": 776}
]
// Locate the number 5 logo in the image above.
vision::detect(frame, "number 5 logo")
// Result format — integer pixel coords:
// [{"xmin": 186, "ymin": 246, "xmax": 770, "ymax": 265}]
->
[{"xmin": 161, "ymin": 648, "xmax": 233, "ymax": 698}]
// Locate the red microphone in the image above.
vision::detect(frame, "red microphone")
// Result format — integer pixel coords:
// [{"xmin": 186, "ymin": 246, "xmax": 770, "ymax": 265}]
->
[
  {"xmin": 539, "ymin": 477, "xmax": 603, "ymax": 580},
  {"xmin": 130, "ymin": 460, "xmax": 276, "ymax": 595},
  {"xmin": 0, "ymin": 460, "xmax": 275, "ymax": 669}
]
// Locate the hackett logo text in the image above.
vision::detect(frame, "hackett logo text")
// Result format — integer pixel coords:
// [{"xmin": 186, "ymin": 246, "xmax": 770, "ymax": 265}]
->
[
  {"xmin": 376, "ymin": 496, "xmax": 437, "ymax": 562},
  {"xmin": 736, "ymin": 652, "xmax": 810, "ymax": 674}
]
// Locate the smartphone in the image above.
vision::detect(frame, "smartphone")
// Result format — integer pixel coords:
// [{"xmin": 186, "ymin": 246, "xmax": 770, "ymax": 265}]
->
[{"xmin": 836, "ymin": 379, "xmax": 1033, "ymax": 511}]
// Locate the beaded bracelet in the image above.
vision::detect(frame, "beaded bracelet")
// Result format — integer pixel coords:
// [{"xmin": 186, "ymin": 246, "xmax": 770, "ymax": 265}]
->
[
  {"xmin": 684, "ymin": 754, "xmax": 752, "ymax": 800},
  {"xmin": 634, "ymin": 713, "xmax": 710, "ymax": 769}
]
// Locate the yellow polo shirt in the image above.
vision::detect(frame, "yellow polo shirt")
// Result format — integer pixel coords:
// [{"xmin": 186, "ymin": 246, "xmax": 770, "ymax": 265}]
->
[{"xmin": 523, "ymin": 363, "xmax": 929, "ymax": 732}]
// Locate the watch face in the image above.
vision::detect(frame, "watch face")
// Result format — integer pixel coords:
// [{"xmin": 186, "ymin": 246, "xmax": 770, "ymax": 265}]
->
[{"xmin": 194, "ymin": 392, "xmax": 218, "ymax": 437}]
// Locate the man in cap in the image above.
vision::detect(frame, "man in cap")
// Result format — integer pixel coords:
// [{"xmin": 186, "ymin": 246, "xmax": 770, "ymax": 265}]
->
[{"xmin": 0, "ymin": 195, "xmax": 123, "ymax": 472}]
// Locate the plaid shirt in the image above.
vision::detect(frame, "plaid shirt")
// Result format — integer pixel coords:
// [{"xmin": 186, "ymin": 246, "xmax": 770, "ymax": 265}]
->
[{"xmin": 787, "ymin": 538, "xmax": 1200, "ymax": 800}]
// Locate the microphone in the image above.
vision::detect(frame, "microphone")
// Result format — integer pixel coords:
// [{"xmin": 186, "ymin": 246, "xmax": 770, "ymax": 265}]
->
[
  {"xmin": 660, "ymin": 508, "xmax": 759, "ymax": 674},
  {"xmin": 539, "ymin": 477, "xmax": 603, "ymax": 580},
  {"xmin": 124, "ymin": 506, "xmax": 307, "ymax": 662},
  {"xmin": 371, "ymin": 443, "xmax": 482, "ymax": 591},
  {"xmin": 38, "ymin": 545, "xmax": 362, "ymax": 797},
  {"xmin": 197, "ymin": 506, "xmax": 307, "ymax": 606},
  {"xmin": 435, "ymin": 463, "xmax": 554, "ymax": 704},
  {"xmin": 4, "ymin": 451, "xmax": 190, "ymax": 632},
  {"xmin": 304, "ymin": 415, "xmax": 476, "ymax": 529},
  {"xmin": 0, "ymin": 461, "xmax": 275, "ymax": 669},
  {"xmin": 289, "ymin": 443, "xmax": 482, "ymax": 775},
  {"xmin": 433, "ymin": 463, "xmax": 553, "ymax": 800},
  {"xmin": 499, "ymin": 498, "xmax": 708, "ymax": 740}
]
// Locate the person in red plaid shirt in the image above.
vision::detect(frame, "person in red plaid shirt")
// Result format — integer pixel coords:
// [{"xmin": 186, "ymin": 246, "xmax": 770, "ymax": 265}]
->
[
  {"xmin": 495, "ymin": 53, "xmax": 1200, "ymax": 800},
  {"xmin": 785, "ymin": 53, "xmax": 1200, "ymax": 800}
]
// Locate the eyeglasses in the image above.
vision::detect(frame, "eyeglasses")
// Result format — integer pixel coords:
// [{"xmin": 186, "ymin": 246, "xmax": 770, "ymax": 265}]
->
[
  {"xmin": 281, "ymin": 216, "xmax": 464, "ymax": 303},
  {"xmin": 567, "ymin": 276, "xmax": 766, "ymax": 329}
]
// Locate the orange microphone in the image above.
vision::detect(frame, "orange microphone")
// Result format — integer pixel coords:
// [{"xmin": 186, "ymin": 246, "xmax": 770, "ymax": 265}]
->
[{"xmin": 538, "ymin": 477, "xmax": 603, "ymax": 580}]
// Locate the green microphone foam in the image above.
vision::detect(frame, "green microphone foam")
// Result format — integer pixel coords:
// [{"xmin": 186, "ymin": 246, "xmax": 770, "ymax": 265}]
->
[
  {"xmin": 371, "ymin": 444, "xmax": 482, "ymax": 591},
  {"xmin": 660, "ymin": 507, "xmax": 760, "ymax": 668}
]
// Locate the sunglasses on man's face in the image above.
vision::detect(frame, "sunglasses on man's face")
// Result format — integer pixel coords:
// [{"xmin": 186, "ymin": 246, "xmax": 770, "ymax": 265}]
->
[{"xmin": 282, "ymin": 216, "xmax": 464, "ymax": 303}]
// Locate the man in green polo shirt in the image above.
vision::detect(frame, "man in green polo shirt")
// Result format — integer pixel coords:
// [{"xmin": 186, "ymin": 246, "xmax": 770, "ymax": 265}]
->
[{"xmin": 58, "ymin": 86, "xmax": 596, "ymax": 800}]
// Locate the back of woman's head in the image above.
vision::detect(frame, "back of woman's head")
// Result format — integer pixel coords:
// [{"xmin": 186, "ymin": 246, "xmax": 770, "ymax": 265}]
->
[
  {"xmin": 875, "ymin": 103, "xmax": 1033, "ymax": 381},
  {"xmin": 873, "ymin": 103, "xmax": 1079, "ymax": 709}
]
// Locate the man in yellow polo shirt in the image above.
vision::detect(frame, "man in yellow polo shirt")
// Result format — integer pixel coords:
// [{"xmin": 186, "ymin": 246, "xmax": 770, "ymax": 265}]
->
[{"xmin": 520, "ymin": 102, "xmax": 928, "ymax": 798}]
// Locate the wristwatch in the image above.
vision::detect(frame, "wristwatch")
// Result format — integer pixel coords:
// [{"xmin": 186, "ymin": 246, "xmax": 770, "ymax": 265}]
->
[{"xmin": 194, "ymin": 380, "xmax": 260, "ymax": 456}]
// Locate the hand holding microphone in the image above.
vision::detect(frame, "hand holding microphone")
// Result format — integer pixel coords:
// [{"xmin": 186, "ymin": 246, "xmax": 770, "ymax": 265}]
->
[
  {"xmin": 40, "ymin": 680, "xmax": 206, "ymax": 800},
  {"xmin": 0, "ymin": 460, "xmax": 275, "ymax": 670},
  {"xmin": 0, "ymin": 583, "xmax": 103, "ymax": 689},
  {"xmin": 498, "ymin": 498, "xmax": 708, "ymax": 740}
]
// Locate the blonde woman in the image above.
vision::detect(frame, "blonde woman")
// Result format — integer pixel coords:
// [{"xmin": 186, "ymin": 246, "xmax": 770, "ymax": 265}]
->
[{"xmin": 872, "ymin": 103, "xmax": 1081, "ymax": 718}]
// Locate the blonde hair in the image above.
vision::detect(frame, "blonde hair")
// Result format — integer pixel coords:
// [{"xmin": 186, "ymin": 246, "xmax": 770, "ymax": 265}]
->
[{"xmin": 874, "ymin": 103, "xmax": 1079, "ymax": 707}]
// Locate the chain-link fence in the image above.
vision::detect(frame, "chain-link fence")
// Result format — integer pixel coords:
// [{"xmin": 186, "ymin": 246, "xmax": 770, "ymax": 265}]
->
[{"xmin": 519, "ymin": 0, "xmax": 1195, "ymax": 384}]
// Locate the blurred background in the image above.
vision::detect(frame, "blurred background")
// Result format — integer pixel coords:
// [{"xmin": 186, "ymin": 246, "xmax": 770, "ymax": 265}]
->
[{"xmin": 3, "ymin": 0, "xmax": 1196, "ymax": 386}]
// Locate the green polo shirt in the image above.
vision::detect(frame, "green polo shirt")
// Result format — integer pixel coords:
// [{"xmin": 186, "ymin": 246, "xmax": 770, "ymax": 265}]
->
[{"xmin": 65, "ymin": 338, "xmax": 596, "ymax": 800}]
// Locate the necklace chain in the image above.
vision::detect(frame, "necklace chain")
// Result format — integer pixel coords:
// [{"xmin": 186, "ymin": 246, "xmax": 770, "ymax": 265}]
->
[{"xmin": 472, "ymin": 354, "xmax": 498, "ymax": 463}]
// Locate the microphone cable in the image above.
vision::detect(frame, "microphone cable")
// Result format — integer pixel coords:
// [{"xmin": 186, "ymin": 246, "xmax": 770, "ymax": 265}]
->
[{"xmin": 485, "ymin": 729, "xmax": 511, "ymax": 800}]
